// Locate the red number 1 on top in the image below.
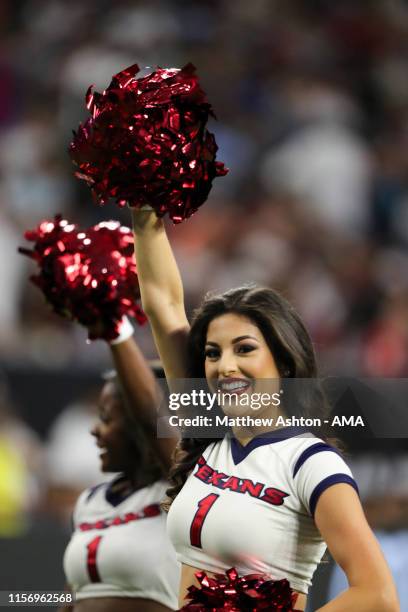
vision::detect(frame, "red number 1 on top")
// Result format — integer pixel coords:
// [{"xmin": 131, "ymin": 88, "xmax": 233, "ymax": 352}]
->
[{"xmin": 190, "ymin": 493, "xmax": 219, "ymax": 548}]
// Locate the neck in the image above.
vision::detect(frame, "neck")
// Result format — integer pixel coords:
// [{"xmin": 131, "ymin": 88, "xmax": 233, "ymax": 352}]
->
[
  {"xmin": 231, "ymin": 406, "xmax": 287, "ymax": 446},
  {"xmin": 122, "ymin": 468, "xmax": 140, "ymax": 490}
]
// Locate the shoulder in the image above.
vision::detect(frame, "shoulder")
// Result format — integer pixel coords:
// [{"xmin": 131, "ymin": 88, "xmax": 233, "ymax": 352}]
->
[
  {"xmin": 72, "ymin": 480, "xmax": 110, "ymax": 526},
  {"xmin": 258, "ymin": 433, "xmax": 341, "ymax": 472},
  {"xmin": 289, "ymin": 435, "xmax": 344, "ymax": 475},
  {"xmin": 287, "ymin": 436, "xmax": 357, "ymax": 517}
]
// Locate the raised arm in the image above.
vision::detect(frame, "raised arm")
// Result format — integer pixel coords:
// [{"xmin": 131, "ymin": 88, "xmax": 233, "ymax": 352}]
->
[
  {"xmin": 131, "ymin": 209, "xmax": 190, "ymax": 379},
  {"xmin": 109, "ymin": 333, "xmax": 177, "ymax": 469}
]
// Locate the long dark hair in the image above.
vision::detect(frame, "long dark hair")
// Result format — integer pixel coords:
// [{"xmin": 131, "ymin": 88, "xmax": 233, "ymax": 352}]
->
[
  {"xmin": 164, "ymin": 285, "xmax": 337, "ymax": 509},
  {"xmin": 103, "ymin": 371, "xmax": 165, "ymax": 488}
]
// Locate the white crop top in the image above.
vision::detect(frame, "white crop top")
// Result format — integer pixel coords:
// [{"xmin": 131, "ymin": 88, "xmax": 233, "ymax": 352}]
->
[
  {"xmin": 64, "ymin": 477, "xmax": 180, "ymax": 609},
  {"xmin": 167, "ymin": 427, "xmax": 358, "ymax": 594}
]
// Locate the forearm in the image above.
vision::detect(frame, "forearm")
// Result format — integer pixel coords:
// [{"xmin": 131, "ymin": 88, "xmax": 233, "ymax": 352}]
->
[
  {"xmin": 131, "ymin": 209, "xmax": 185, "ymax": 317},
  {"xmin": 110, "ymin": 336, "xmax": 177, "ymax": 467},
  {"xmin": 131, "ymin": 208, "xmax": 190, "ymax": 379},
  {"xmin": 110, "ymin": 336, "xmax": 159, "ymax": 429},
  {"xmin": 317, "ymin": 586, "xmax": 399, "ymax": 612},
  {"xmin": 315, "ymin": 487, "xmax": 400, "ymax": 612}
]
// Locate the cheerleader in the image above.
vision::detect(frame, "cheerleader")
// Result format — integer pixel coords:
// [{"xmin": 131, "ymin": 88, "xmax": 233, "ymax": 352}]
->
[
  {"xmin": 130, "ymin": 208, "xmax": 399, "ymax": 612},
  {"xmin": 60, "ymin": 327, "xmax": 180, "ymax": 612}
]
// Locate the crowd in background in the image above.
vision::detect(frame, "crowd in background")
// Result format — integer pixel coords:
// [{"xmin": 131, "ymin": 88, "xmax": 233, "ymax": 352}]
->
[
  {"xmin": 1, "ymin": 0, "xmax": 407, "ymax": 375},
  {"xmin": 1, "ymin": 1, "xmax": 408, "ymax": 605}
]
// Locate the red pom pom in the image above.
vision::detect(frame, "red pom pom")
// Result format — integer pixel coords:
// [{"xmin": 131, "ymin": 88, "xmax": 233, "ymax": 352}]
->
[
  {"xmin": 19, "ymin": 215, "xmax": 147, "ymax": 341},
  {"xmin": 69, "ymin": 63, "xmax": 228, "ymax": 223},
  {"xmin": 179, "ymin": 568, "xmax": 300, "ymax": 611}
]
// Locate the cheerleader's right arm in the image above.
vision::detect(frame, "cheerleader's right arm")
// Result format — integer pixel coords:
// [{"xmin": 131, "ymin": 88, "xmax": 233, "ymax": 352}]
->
[{"xmin": 131, "ymin": 209, "xmax": 190, "ymax": 380}]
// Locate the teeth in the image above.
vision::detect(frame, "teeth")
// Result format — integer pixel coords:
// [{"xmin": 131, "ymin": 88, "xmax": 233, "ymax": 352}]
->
[{"xmin": 221, "ymin": 381, "xmax": 248, "ymax": 391}]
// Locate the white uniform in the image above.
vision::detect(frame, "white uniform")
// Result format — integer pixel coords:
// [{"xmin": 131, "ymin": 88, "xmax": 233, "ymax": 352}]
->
[
  {"xmin": 167, "ymin": 426, "xmax": 357, "ymax": 594},
  {"xmin": 64, "ymin": 477, "xmax": 180, "ymax": 609}
]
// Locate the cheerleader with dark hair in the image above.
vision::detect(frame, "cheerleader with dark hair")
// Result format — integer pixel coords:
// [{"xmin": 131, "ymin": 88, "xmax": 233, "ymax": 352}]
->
[
  {"xmin": 130, "ymin": 208, "xmax": 399, "ymax": 612},
  {"xmin": 60, "ymin": 325, "xmax": 180, "ymax": 612},
  {"xmin": 18, "ymin": 215, "xmax": 181, "ymax": 611}
]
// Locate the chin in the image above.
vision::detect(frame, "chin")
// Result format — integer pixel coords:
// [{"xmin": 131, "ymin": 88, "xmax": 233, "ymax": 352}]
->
[
  {"xmin": 100, "ymin": 461, "xmax": 109, "ymax": 473},
  {"xmin": 221, "ymin": 406, "xmax": 272, "ymax": 419},
  {"xmin": 219, "ymin": 397, "xmax": 258, "ymax": 418},
  {"xmin": 100, "ymin": 458, "xmax": 115, "ymax": 473},
  {"xmin": 220, "ymin": 396, "xmax": 278, "ymax": 420},
  {"xmin": 103, "ymin": 464, "xmax": 121, "ymax": 473},
  {"xmin": 221, "ymin": 406, "xmax": 254, "ymax": 418}
]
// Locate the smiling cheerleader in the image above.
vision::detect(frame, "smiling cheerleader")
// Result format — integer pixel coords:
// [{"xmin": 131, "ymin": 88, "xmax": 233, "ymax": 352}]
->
[{"xmin": 129, "ymin": 207, "xmax": 399, "ymax": 612}]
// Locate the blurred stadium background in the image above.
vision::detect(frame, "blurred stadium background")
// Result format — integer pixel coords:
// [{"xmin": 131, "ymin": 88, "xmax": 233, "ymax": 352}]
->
[{"xmin": 1, "ymin": 0, "xmax": 408, "ymax": 609}]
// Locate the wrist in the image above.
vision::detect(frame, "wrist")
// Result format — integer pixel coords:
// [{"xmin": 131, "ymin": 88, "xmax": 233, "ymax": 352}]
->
[
  {"xmin": 109, "ymin": 316, "xmax": 134, "ymax": 345},
  {"xmin": 131, "ymin": 207, "xmax": 162, "ymax": 232}
]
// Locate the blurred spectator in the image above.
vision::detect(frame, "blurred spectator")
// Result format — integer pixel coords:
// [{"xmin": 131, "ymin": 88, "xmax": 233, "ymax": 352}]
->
[
  {"xmin": 45, "ymin": 388, "xmax": 104, "ymax": 525},
  {"xmin": 361, "ymin": 291, "xmax": 408, "ymax": 376},
  {"xmin": 0, "ymin": 0, "xmax": 406, "ymax": 374},
  {"xmin": 0, "ymin": 372, "xmax": 43, "ymax": 536},
  {"xmin": 260, "ymin": 78, "xmax": 372, "ymax": 236},
  {"xmin": 0, "ymin": 208, "xmax": 26, "ymax": 351},
  {"xmin": 1, "ymin": 112, "xmax": 73, "ymax": 224}
]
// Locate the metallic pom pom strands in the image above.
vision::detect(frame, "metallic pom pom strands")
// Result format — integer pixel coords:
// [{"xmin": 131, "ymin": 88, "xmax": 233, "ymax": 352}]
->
[
  {"xmin": 179, "ymin": 567, "xmax": 301, "ymax": 611},
  {"xmin": 19, "ymin": 215, "xmax": 146, "ymax": 341},
  {"xmin": 69, "ymin": 63, "xmax": 228, "ymax": 223}
]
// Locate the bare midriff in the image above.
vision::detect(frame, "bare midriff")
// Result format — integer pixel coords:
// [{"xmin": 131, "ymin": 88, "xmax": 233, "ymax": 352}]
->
[
  {"xmin": 73, "ymin": 597, "xmax": 172, "ymax": 612},
  {"xmin": 179, "ymin": 563, "xmax": 307, "ymax": 611}
]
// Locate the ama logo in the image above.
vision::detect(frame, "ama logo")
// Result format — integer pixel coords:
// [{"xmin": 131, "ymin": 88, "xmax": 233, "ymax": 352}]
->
[{"xmin": 331, "ymin": 416, "xmax": 365, "ymax": 427}]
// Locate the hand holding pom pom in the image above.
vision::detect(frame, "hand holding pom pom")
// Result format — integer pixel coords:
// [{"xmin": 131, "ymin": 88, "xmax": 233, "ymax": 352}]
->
[
  {"xmin": 69, "ymin": 63, "xmax": 228, "ymax": 223},
  {"xmin": 179, "ymin": 568, "xmax": 301, "ymax": 611},
  {"xmin": 19, "ymin": 215, "xmax": 146, "ymax": 341}
]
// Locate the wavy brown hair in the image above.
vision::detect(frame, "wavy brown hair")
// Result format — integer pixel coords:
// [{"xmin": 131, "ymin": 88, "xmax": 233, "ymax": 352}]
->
[{"xmin": 164, "ymin": 285, "xmax": 338, "ymax": 510}]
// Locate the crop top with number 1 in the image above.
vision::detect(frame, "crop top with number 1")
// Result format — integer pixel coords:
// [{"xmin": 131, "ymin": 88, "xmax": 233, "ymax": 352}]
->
[
  {"xmin": 167, "ymin": 427, "xmax": 358, "ymax": 594},
  {"xmin": 63, "ymin": 477, "xmax": 180, "ymax": 609}
]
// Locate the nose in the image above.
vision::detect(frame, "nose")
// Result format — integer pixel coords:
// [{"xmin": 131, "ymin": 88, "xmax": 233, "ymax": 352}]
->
[{"xmin": 217, "ymin": 350, "xmax": 239, "ymax": 378}]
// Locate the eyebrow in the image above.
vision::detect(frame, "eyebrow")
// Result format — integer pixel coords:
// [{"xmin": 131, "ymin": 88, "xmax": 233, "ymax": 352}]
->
[{"xmin": 205, "ymin": 335, "xmax": 259, "ymax": 346}]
